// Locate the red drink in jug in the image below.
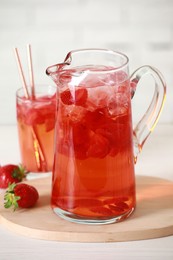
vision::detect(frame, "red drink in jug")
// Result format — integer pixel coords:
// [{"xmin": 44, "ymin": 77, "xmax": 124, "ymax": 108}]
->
[{"xmin": 51, "ymin": 66, "xmax": 136, "ymax": 220}]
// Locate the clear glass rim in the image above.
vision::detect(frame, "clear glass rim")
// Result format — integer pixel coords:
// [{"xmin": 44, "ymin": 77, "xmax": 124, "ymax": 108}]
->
[
  {"xmin": 16, "ymin": 84, "xmax": 56, "ymax": 100},
  {"xmin": 46, "ymin": 48, "xmax": 129, "ymax": 76}
]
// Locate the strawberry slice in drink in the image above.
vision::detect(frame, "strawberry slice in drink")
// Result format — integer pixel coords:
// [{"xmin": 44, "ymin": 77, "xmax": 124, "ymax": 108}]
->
[
  {"xmin": 108, "ymin": 204, "xmax": 126, "ymax": 214},
  {"xmin": 74, "ymin": 143, "xmax": 89, "ymax": 159},
  {"xmin": 84, "ymin": 109, "xmax": 107, "ymax": 131},
  {"xmin": 45, "ymin": 116, "xmax": 55, "ymax": 132},
  {"xmin": 60, "ymin": 89, "xmax": 74, "ymax": 105},
  {"xmin": 75, "ymin": 88, "xmax": 88, "ymax": 106},
  {"xmin": 87, "ymin": 133, "xmax": 110, "ymax": 158},
  {"xmin": 60, "ymin": 88, "xmax": 88, "ymax": 106},
  {"xmin": 72, "ymin": 122, "xmax": 89, "ymax": 145},
  {"xmin": 104, "ymin": 198, "xmax": 129, "ymax": 214},
  {"xmin": 25, "ymin": 108, "xmax": 45, "ymax": 125},
  {"xmin": 72, "ymin": 122, "xmax": 90, "ymax": 159},
  {"xmin": 103, "ymin": 197, "xmax": 129, "ymax": 205},
  {"xmin": 90, "ymin": 206, "xmax": 114, "ymax": 216}
]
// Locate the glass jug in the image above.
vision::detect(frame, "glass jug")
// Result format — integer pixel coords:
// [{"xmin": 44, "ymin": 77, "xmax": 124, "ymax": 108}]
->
[{"xmin": 46, "ymin": 49, "xmax": 166, "ymax": 224}]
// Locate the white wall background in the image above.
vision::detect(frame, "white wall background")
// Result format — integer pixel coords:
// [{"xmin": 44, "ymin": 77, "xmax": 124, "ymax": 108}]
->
[{"xmin": 0, "ymin": 0, "xmax": 173, "ymax": 125}]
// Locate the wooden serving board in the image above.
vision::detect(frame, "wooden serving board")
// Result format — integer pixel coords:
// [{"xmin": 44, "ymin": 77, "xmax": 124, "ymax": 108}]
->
[{"xmin": 0, "ymin": 175, "xmax": 173, "ymax": 242}]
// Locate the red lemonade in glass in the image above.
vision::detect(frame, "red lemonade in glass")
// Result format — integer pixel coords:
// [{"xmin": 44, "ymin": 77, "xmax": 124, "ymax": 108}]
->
[
  {"xmin": 16, "ymin": 86, "xmax": 56, "ymax": 173},
  {"xmin": 51, "ymin": 66, "xmax": 136, "ymax": 221}
]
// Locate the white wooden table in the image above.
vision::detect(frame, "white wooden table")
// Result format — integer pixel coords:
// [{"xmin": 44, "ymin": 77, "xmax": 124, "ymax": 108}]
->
[{"xmin": 0, "ymin": 124, "xmax": 173, "ymax": 260}]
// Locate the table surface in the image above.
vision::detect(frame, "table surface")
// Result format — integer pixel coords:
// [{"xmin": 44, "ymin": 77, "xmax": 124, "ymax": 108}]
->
[{"xmin": 0, "ymin": 124, "xmax": 173, "ymax": 260}]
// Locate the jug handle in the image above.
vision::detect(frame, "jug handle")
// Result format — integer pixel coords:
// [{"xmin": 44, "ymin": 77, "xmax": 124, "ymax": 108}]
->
[{"xmin": 130, "ymin": 65, "xmax": 166, "ymax": 162}]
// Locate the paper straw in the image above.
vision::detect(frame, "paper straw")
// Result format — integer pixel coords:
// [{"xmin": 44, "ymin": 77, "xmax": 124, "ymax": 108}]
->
[
  {"xmin": 27, "ymin": 44, "xmax": 35, "ymax": 98},
  {"xmin": 14, "ymin": 48, "xmax": 30, "ymax": 99},
  {"xmin": 31, "ymin": 127, "xmax": 47, "ymax": 171}
]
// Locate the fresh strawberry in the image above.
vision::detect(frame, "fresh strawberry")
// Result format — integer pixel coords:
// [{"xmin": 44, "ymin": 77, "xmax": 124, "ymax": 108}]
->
[
  {"xmin": 0, "ymin": 164, "xmax": 26, "ymax": 189},
  {"xmin": 4, "ymin": 183, "xmax": 39, "ymax": 210}
]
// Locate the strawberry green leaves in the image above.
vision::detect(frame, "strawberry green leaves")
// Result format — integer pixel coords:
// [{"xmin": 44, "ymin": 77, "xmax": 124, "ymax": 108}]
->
[{"xmin": 4, "ymin": 183, "xmax": 20, "ymax": 210}]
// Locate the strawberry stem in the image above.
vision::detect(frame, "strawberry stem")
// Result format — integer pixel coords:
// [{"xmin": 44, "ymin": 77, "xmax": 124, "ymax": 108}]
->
[
  {"xmin": 12, "ymin": 164, "xmax": 27, "ymax": 181},
  {"xmin": 4, "ymin": 183, "xmax": 21, "ymax": 211}
]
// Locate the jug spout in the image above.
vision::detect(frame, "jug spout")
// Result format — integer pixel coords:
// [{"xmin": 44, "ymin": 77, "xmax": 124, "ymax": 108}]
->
[
  {"xmin": 46, "ymin": 62, "xmax": 68, "ymax": 85},
  {"xmin": 46, "ymin": 51, "xmax": 73, "ymax": 84}
]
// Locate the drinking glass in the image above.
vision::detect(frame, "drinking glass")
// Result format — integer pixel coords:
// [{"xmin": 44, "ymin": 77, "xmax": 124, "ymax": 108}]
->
[{"xmin": 16, "ymin": 84, "xmax": 56, "ymax": 179}]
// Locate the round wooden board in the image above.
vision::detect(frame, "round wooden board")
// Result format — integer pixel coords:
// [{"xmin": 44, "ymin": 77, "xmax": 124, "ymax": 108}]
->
[{"xmin": 0, "ymin": 175, "xmax": 173, "ymax": 242}]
